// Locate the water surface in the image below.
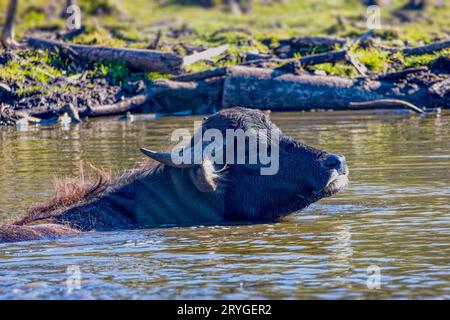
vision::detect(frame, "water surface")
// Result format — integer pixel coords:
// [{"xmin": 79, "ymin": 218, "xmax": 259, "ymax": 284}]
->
[{"xmin": 0, "ymin": 110, "xmax": 449, "ymax": 299}]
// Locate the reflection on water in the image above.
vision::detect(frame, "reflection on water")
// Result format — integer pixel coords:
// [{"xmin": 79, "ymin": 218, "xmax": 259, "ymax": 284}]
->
[{"xmin": 0, "ymin": 110, "xmax": 449, "ymax": 299}]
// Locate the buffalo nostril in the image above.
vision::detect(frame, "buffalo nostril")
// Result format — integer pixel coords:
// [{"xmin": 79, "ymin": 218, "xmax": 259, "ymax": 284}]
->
[{"xmin": 323, "ymin": 154, "xmax": 346, "ymax": 173}]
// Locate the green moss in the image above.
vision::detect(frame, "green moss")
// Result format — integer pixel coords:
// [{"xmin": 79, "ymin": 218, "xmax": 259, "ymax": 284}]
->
[
  {"xmin": 147, "ymin": 72, "xmax": 172, "ymax": 81},
  {"xmin": 0, "ymin": 51, "xmax": 62, "ymax": 83},
  {"xmin": 16, "ymin": 84, "xmax": 79, "ymax": 98},
  {"xmin": 184, "ymin": 60, "xmax": 214, "ymax": 74},
  {"xmin": 395, "ymin": 49, "xmax": 450, "ymax": 68},
  {"xmin": 311, "ymin": 63, "xmax": 356, "ymax": 77},
  {"xmin": 351, "ymin": 48, "xmax": 391, "ymax": 73},
  {"xmin": 72, "ymin": 27, "xmax": 127, "ymax": 47}
]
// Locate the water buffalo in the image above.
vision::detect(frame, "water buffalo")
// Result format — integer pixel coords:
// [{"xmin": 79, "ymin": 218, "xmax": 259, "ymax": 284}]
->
[{"xmin": 0, "ymin": 107, "xmax": 349, "ymax": 242}]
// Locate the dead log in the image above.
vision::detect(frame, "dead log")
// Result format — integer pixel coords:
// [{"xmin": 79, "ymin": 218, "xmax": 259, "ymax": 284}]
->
[
  {"xmin": 26, "ymin": 37, "xmax": 183, "ymax": 74},
  {"xmin": 221, "ymin": 66, "xmax": 446, "ymax": 110}
]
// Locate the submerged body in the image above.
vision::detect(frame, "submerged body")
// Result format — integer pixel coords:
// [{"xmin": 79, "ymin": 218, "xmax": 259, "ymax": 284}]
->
[{"xmin": 0, "ymin": 108, "xmax": 349, "ymax": 242}]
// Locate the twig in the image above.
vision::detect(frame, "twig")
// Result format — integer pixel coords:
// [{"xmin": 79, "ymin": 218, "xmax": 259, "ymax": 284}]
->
[
  {"xmin": 346, "ymin": 53, "xmax": 368, "ymax": 76},
  {"xmin": 349, "ymin": 99, "xmax": 425, "ymax": 114},
  {"xmin": 148, "ymin": 30, "xmax": 162, "ymax": 50}
]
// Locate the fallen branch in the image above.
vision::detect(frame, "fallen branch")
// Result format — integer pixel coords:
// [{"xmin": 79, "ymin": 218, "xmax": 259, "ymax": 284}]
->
[
  {"xmin": 288, "ymin": 36, "xmax": 346, "ymax": 48},
  {"xmin": 375, "ymin": 66, "xmax": 428, "ymax": 81},
  {"xmin": 172, "ymin": 67, "xmax": 227, "ymax": 82},
  {"xmin": 26, "ymin": 37, "xmax": 183, "ymax": 74},
  {"xmin": 349, "ymin": 99, "xmax": 424, "ymax": 114},
  {"xmin": 241, "ymin": 49, "xmax": 348, "ymax": 68},
  {"xmin": 183, "ymin": 45, "xmax": 229, "ymax": 66},
  {"xmin": 299, "ymin": 49, "xmax": 348, "ymax": 66},
  {"xmin": 378, "ymin": 39, "xmax": 450, "ymax": 56},
  {"xmin": 176, "ymin": 49, "xmax": 349, "ymax": 82},
  {"xmin": 86, "ymin": 94, "xmax": 149, "ymax": 117},
  {"xmin": 346, "ymin": 53, "xmax": 368, "ymax": 76}
]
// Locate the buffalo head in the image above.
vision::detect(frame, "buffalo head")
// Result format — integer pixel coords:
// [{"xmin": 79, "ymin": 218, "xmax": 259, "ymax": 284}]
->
[{"xmin": 141, "ymin": 107, "xmax": 349, "ymax": 222}]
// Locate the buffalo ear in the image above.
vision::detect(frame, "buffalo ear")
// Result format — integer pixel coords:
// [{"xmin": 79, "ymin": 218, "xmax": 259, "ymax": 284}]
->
[{"xmin": 188, "ymin": 160, "xmax": 220, "ymax": 193}]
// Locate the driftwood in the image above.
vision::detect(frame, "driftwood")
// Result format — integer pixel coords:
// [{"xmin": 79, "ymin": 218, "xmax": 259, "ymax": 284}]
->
[
  {"xmin": 221, "ymin": 66, "xmax": 445, "ymax": 110},
  {"xmin": 26, "ymin": 37, "xmax": 183, "ymax": 74}
]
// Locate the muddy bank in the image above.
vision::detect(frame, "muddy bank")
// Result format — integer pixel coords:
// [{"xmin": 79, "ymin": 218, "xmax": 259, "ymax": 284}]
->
[{"xmin": 1, "ymin": 36, "xmax": 449, "ymax": 126}]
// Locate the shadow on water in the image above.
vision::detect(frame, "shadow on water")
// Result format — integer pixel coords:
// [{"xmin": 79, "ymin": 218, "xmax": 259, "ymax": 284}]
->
[{"xmin": 0, "ymin": 110, "xmax": 449, "ymax": 299}]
